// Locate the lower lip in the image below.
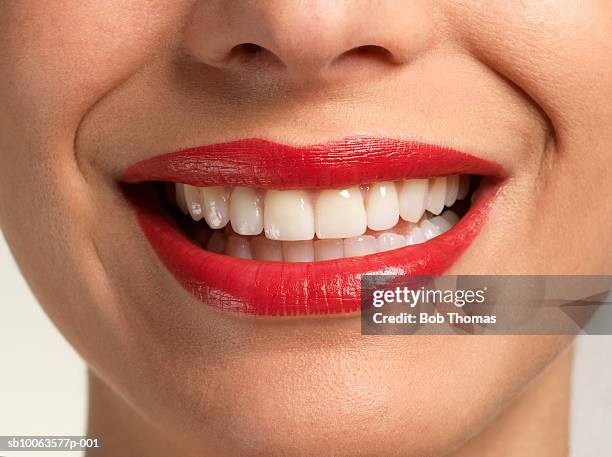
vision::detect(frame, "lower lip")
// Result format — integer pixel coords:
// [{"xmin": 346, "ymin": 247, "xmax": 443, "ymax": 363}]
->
[{"xmin": 132, "ymin": 185, "xmax": 498, "ymax": 316}]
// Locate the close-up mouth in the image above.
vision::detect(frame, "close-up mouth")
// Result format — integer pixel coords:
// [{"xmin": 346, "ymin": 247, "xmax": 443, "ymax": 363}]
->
[
  {"xmin": 123, "ymin": 137, "xmax": 505, "ymax": 316},
  {"xmin": 4, "ymin": 2, "xmax": 612, "ymax": 454}
]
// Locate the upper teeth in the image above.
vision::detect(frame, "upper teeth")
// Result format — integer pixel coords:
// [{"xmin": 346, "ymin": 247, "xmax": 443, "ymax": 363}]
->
[
  {"xmin": 264, "ymin": 189, "xmax": 315, "ymax": 241},
  {"xmin": 315, "ymin": 186, "xmax": 367, "ymax": 239},
  {"xmin": 175, "ymin": 175, "xmax": 470, "ymax": 241}
]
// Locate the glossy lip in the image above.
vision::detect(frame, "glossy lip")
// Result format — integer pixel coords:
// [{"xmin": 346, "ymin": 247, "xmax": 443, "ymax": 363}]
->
[
  {"xmin": 124, "ymin": 137, "xmax": 505, "ymax": 316},
  {"xmin": 123, "ymin": 136, "xmax": 504, "ymax": 188}
]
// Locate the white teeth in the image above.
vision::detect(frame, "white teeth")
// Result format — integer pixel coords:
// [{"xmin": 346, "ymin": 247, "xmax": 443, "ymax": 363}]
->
[
  {"xmin": 175, "ymin": 183, "xmax": 189, "ymax": 215},
  {"xmin": 425, "ymin": 177, "xmax": 447, "ymax": 216},
  {"xmin": 365, "ymin": 181, "xmax": 400, "ymax": 231},
  {"xmin": 405, "ymin": 226, "xmax": 427, "ymax": 245},
  {"xmin": 376, "ymin": 232, "xmax": 406, "ymax": 252},
  {"xmin": 263, "ymin": 190, "xmax": 315, "ymax": 241},
  {"xmin": 457, "ymin": 175, "xmax": 471, "ymax": 200},
  {"xmin": 399, "ymin": 179, "xmax": 428, "ymax": 223},
  {"xmin": 343, "ymin": 235, "xmax": 377, "ymax": 257},
  {"xmin": 314, "ymin": 239, "xmax": 344, "ymax": 261},
  {"xmin": 230, "ymin": 186, "xmax": 263, "ymax": 236},
  {"xmin": 172, "ymin": 174, "xmax": 470, "ymax": 260},
  {"xmin": 429, "ymin": 215, "xmax": 453, "ymax": 234},
  {"xmin": 201, "ymin": 186, "xmax": 230, "ymax": 229},
  {"xmin": 419, "ymin": 218, "xmax": 442, "ymax": 240},
  {"xmin": 184, "ymin": 184, "xmax": 203, "ymax": 221},
  {"xmin": 441, "ymin": 210, "xmax": 459, "ymax": 226},
  {"xmin": 206, "ymin": 231, "xmax": 226, "ymax": 254},
  {"xmin": 445, "ymin": 175, "xmax": 459, "ymax": 207},
  {"xmin": 316, "ymin": 187, "xmax": 367, "ymax": 239},
  {"xmin": 282, "ymin": 241, "xmax": 315, "ymax": 262},
  {"xmin": 251, "ymin": 236, "xmax": 283, "ymax": 261},
  {"xmin": 225, "ymin": 235, "xmax": 252, "ymax": 259}
]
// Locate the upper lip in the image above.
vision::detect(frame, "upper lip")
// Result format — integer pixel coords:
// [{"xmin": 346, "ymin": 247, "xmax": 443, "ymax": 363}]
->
[
  {"xmin": 123, "ymin": 136, "xmax": 505, "ymax": 188},
  {"xmin": 123, "ymin": 136, "xmax": 505, "ymax": 316}
]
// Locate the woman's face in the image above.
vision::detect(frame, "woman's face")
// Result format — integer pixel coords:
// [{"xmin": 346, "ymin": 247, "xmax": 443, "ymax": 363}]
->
[{"xmin": 0, "ymin": 1, "xmax": 610, "ymax": 456}]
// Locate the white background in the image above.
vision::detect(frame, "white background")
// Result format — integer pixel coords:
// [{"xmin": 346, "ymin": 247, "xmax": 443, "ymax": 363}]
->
[{"xmin": 1, "ymin": 232, "xmax": 611, "ymax": 457}]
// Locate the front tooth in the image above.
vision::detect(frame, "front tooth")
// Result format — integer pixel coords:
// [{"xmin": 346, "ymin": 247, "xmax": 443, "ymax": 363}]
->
[
  {"xmin": 366, "ymin": 181, "xmax": 400, "ymax": 231},
  {"xmin": 184, "ymin": 184, "xmax": 203, "ymax": 221},
  {"xmin": 230, "ymin": 187, "xmax": 263, "ymax": 235},
  {"xmin": 376, "ymin": 233, "xmax": 406, "ymax": 252},
  {"xmin": 399, "ymin": 179, "xmax": 428, "ymax": 223},
  {"xmin": 175, "ymin": 183, "xmax": 189, "ymax": 214},
  {"xmin": 264, "ymin": 190, "xmax": 315, "ymax": 241},
  {"xmin": 457, "ymin": 175, "xmax": 471, "ymax": 200},
  {"xmin": 445, "ymin": 175, "xmax": 459, "ymax": 207},
  {"xmin": 251, "ymin": 236, "xmax": 283, "ymax": 261},
  {"xmin": 406, "ymin": 226, "xmax": 427, "ymax": 245},
  {"xmin": 425, "ymin": 177, "xmax": 447, "ymax": 215},
  {"xmin": 315, "ymin": 187, "xmax": 367, "ymax": 239},
  {"xmin": 314, "ymin": 239, "xmax": 344, "ymax": 261},
  {"xmin": 282, "ymin": 241, "xmax": 315, "ymax": 262},
  {"xmin": 419, "ymin": 219, "xmax": 442, "ymax": 240},
  {"xmin": 344, "ymin": 235, "xmax": 377, "ymax": 257},
  {"xmin": 201, "ymin": 186, "xmax": 230, "ymax": 229},
  {"xmin": 206, "ymin": 231, "xmax": 226, "ymax": 254},
  {"xmin": 226, "ymin": 235, "xmax": 252, "ymax": 259}
]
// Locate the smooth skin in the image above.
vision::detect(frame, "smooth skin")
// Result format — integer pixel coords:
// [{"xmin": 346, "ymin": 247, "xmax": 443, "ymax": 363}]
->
[{"xmin": 0, "ymin": 1, "xmax": 610, "ymax": 456}]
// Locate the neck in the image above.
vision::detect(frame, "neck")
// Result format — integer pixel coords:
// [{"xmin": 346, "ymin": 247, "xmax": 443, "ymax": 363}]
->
[{"xmin": 86, "ymin": 345, "xmax": 573, "ymax": 457}]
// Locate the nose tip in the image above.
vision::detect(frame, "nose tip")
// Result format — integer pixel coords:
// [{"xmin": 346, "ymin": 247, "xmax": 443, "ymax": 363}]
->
[{"xmin": 184, "ymin": 1, "xmax": 433, "ymax": 81}]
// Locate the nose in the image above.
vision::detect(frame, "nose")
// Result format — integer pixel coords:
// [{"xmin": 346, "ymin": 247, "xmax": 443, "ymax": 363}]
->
[{"xmin": 184, "ymin": 0, "xmax": 434, "ymax": 81}]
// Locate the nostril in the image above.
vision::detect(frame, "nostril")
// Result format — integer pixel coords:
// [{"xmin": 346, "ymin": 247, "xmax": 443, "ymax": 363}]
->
[
  {"xmin": 233, "ymin": 42, "xmax": 265, "ymax": 56},
  {"xmin": 335, "ymin": 45, "xmax": 397, "ymax": 65},
  {"xmin": 228, "ymin": 43, "xmax": 284, "ymax": 68}
]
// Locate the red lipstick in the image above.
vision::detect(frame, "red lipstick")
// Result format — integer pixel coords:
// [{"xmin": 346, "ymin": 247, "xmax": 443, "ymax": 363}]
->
[
  {"xmin": 123, "ymin": 137, "xmax": 503, "ymax": 188},
  {"xmin": 124, "ymin": 137, "xmax": 503, "ymax": 316}
]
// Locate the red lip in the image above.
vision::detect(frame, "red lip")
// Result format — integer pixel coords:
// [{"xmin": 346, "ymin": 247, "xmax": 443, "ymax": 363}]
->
[
  {"xmin": 123, "ymin": 136, "xmax": 503, "ymax": 188},
  {"xmin": 124, "ymin": 137, "xmax": 503, "ymax": 316}
]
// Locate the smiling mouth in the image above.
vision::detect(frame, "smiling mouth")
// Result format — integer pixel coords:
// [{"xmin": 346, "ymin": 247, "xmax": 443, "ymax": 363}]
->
[
  {"xmin": 169, "ymin": 175, "xmax": 472, "ymax": 260},
  {"xmin": 123, "ymin": 137, "xmax": 504, "ymax": 316}
]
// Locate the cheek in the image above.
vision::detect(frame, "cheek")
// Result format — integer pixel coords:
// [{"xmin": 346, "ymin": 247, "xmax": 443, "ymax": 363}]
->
[
  {"xmin": 445, "ymin": 0, "xmax": 612, "ymax": 122},
  {"xmin": 0, "ymin": 1, "xmax": 191, "ymax": 126},
  {"xmin": 0, "ymin": 0, "xmax": 190, "ymax": 349},
  {"xmin": 443, "ymin": 1, "xmax": 612, "ymax": 273},
  {"xmin": 0, "ymin": 0, "xmax": 187, "ymax": 210},
  {"xmin": 0, "ymin": 0, "xmax": 195, "ymax": 196}
]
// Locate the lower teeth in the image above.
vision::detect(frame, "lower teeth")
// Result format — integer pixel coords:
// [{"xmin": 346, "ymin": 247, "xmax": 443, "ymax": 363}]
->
[{"xmin": 194, "ymin": 210, "xmax": 459, "ymax": 262}]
